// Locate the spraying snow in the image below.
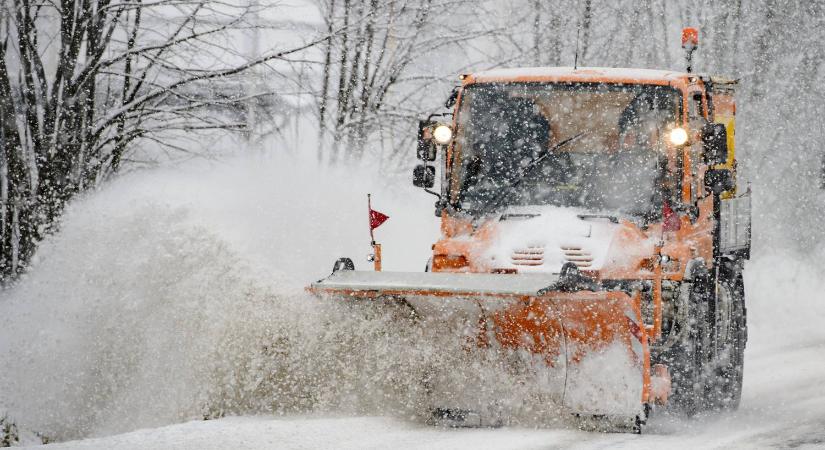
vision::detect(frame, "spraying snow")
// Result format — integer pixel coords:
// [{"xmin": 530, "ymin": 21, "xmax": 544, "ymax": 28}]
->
[
  {"xmin": 0, "ymin": 157, "xmax": 571, "ymax": 441},
  {"xmin": 0, "ymin": 157, "xmax": 437, "ymax": 439}
]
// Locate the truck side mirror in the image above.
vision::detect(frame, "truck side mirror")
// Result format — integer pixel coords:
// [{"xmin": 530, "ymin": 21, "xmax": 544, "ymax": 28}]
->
[
  {"xmin": 705, "ymin": 168, "xmax": 734, "ymax": 195},
  {"xmin": 702, "ymin": 122, "xmax": 728, "ymax": 165},
  {"xmin": 445, "ymin": 87, "xmax": 459, "ymax": 108},
  {"xmin": 417, "ymin": 120, "xmax": 437, "ymax": 161},
  {"xmin": 413, "ymin": 164, "xmax": 435, "ymax": 188}
]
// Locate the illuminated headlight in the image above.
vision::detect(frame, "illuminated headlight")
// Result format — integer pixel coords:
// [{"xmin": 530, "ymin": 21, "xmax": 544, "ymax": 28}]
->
[
  {"xmin": 668, "ymin": 127, "xmax": 689, "ymax": 146},
  {"xmin": 433, "ymin": 124, "xmax": 453, "ymax": 144},
  {"xmin": 660, "ymin": 255, "xmax": 681, "ymax": 272}
]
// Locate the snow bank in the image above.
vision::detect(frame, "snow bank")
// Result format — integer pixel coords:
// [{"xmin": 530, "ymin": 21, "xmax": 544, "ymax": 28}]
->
[{"xmin": 744, "ymin": 247, "xmax": 825, "ymax": 353}]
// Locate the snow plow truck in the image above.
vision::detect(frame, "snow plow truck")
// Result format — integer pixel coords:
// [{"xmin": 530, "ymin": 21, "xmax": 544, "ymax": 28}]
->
[{"xmin": 309, "ymin": 29, "xmax": 751, "ymax": 432}]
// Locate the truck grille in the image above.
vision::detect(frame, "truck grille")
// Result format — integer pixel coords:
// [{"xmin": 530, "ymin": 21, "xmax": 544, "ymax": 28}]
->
[
  {"xmin": 511, "ymin": 247, "xmax": 545, "ymax": 266},
  {"xmin": 561, "ymin": 246, "xmax": 593, "ymax": 268}
]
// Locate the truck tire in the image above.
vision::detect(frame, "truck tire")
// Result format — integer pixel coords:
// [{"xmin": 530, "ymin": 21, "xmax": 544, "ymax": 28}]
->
[
  {"xmin": 668, "ymin": 271, "xmax": 747, "ymax": 415},
  {"xmin": 705, "ymin": 274, "xmax": 747, "ymax": 410},
  {"xmin": 665, "ymin": 279, "xmax": 711, "ymax": 416}
]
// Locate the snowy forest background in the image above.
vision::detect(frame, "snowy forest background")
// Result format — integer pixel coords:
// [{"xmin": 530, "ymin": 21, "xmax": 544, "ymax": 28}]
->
[
  {"xmin": 2, "ymin": 1, "xmax": 825, "ymax": 446},
  {"xmin": 1, "ymin": 0, "xmax": 824, "ymax": 280}
]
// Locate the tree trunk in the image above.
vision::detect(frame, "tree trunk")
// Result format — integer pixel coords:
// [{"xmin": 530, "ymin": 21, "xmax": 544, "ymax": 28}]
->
[{"xmin": 317, "ymin": 0, "xmax": 337, "ymax": 163}]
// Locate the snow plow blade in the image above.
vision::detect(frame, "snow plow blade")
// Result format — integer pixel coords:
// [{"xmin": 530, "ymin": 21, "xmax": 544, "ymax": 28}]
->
[{"xmin": 308, "ymin": 270, "xmax": 651, "ymax": 419}]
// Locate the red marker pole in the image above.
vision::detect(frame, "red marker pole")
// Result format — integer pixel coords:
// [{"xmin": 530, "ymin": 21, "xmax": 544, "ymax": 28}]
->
[
  {"xmin": 368, "ymin": 194, "xmax": 390, "ymax": 272},
  {"xmin": 368, "ymin": 194, "xmax": 380, "ymax": 271},
  {"xmin": 368, "ymin": 194, "xmax": 375, "ymax": 243}
]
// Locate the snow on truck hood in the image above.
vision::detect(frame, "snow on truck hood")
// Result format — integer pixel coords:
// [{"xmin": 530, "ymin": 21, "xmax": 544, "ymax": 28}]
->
[{"xmin": 481, "ymin": 206, "xmax": 620, "ymax": 273}]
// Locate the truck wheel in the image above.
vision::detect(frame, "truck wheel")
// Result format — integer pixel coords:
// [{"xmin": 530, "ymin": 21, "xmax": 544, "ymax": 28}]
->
[
  {"xmin": 665, "ymin": 280, "xmax": 711, "ymax": 416},
  {"xmin": 705, "ymin": 275, "xmax": 747, "ymax": 410}
]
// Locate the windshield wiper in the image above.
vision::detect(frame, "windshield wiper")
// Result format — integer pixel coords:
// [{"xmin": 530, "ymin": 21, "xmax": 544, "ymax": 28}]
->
[{"xmin": 485, "ymin": 132, "xmax": 587, "ymax": 214}]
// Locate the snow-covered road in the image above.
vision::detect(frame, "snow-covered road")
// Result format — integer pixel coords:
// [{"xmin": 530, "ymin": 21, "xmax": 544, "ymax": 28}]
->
[
  {"xmin": 26, "ymin": 349, "xmax": 825, "ymax": 450},
  {"xmin": 24, "ymin": 337, "xmax": 825, "ymax": 450},
  {"xmin": 3, "ymin": 158, "xmax": 824, "ymax": 449},
  {"xmin": 23, "ymin": 284, "xmax": 825, "ymax": 449}
]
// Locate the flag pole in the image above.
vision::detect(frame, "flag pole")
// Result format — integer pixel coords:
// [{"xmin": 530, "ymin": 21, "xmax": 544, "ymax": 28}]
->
[
  {"xmin": 368, "ymin": 194, "xmax": 382, "ymax": 271},
  {"xmin": 368, "ymin": 193, "xmax": 375, "ymax": 243}
]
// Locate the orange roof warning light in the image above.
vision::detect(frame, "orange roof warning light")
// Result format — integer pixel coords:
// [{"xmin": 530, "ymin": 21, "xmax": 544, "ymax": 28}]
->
[{"xmin": 681, "ymin": 27, "xmax": 699, "ymax": 50}]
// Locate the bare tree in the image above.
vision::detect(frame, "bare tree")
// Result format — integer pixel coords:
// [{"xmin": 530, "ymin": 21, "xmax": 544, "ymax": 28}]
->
[
  {"xmin": 3, "ymin": 0, "xmax": 824, "ymax": 278},
  {"xmin": 0, "ymin": 0, "xmax": 327, "ymax": 279},
  {"xmin": 313, "ymin": 0, "xmax": 498, "ymax": 164}
]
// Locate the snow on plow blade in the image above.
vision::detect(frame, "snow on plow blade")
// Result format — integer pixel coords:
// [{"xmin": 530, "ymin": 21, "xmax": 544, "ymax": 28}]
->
[{"xmin": 308, "ymin": 270, "xmax": 650, "ymax": 418}]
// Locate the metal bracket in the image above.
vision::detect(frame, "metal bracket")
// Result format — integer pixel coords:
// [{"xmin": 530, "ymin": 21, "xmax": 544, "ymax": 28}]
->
[{"xmin": 537, "ymin": 262, "xmax": 600, "ymax": 295}]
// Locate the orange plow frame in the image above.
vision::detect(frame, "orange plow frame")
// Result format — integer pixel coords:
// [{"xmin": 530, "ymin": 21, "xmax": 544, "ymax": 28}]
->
[{"xmin": 309, "ymin": 272, "xmax": 670, "ymax": 418}]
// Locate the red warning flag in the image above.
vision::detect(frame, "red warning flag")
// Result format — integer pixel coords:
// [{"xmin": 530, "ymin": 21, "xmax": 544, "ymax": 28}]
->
[
  {"xmin": 369, "ymin": 208, "xmax": 389, "ymax": 231},
  {"xmin": 367, "ymin": 194, "xmax": 389, "ymax": 236}
]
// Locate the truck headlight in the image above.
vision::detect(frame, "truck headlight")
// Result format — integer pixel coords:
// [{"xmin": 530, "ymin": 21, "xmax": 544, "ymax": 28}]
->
[
  {"xmin": 668, "ymin": 127, "xmax": 689, "ymax": 146},
  {"xmin": 433, "ymin": 124, "xmax": 453, "ymax": 144}
]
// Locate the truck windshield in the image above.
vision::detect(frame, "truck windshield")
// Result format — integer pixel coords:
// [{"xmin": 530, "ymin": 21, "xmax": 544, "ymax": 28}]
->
[{"xmin": 451, "ymin": 82, "xmax": 680, "ymax": 218}]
